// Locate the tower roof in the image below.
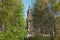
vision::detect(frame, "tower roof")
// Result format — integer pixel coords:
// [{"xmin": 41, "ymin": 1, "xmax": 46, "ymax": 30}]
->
[{"xmin": 28, "ymin": 6, "xmax": 31, "ymax": 11}]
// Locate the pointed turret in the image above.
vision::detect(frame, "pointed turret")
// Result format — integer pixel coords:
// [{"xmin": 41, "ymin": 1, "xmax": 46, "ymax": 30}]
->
[{"xmin": 26, "ymin": 6, "xmax": 33, "ymax": 38}]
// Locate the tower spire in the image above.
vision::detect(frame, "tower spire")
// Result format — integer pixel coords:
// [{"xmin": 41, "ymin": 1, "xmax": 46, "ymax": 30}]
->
[
  {"xmin": 28, "ymin": 0, "xmax": 32, "ymax": 9},
  {"xmin": 26, "ymin": 2, "xmax": 33, "ymax": 38},
  {"xmin": 28, "ymin": 5, "xmax": 30, "ymax": 10}
]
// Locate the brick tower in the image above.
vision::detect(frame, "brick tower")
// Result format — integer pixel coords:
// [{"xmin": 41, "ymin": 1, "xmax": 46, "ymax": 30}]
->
[{"xmin": 26, "ymin": 6, "xmax": 33, "ymax": 38}]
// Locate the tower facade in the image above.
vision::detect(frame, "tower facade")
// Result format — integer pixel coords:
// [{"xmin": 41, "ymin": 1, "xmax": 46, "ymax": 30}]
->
[{"xmin": 26, "ymin": 6, "xmax": 33, "ymax": 37}]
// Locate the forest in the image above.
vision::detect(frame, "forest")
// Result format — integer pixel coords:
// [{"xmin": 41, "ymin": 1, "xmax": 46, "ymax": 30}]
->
[{"xmin": 0, "ymin": 0, "xmax": 60, "ymax": 40}]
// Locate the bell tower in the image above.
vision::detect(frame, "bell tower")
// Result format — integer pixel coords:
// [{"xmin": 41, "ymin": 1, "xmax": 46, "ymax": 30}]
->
[{"xmin": 26, "ymin": 6, "xmax": 33, "ymax": 38}]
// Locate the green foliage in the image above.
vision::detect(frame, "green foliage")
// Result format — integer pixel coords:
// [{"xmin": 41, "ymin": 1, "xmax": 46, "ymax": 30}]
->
[
  {"xmin": 54, "ymin": 16, "xmax": 60, "ymax": 40},
  {"xmin": 52, "ymin": 2, "xmax": 60, "ymax": 12},
  {"xmin": 33, "ymin": 0, "xmax": 53, "ymax": 33},
  {"xmin": 4, "ymin": 26, "xmax": 26, "ymax": 40},
  {"xmin": 32, "ymin": 0, "xmax": 56, "ymax": 40},
  {"xmin": 0, "ymin": 32, "xmax": 5, "ymax": 40},
  {"xmin": 0, "ymin": 0, "xmax": 26, "ymax": 40}
]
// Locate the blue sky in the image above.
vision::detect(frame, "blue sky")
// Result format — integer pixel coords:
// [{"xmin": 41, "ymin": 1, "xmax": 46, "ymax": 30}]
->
[{"xmin": 22, "ymin": 0, "xmax": 33, "ymax": 19}]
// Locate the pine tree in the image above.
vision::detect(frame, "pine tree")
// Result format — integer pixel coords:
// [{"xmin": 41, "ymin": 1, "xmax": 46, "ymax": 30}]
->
[{"xmin": 0, "ymin": 0, "xmax": 26, "ymax": 40}]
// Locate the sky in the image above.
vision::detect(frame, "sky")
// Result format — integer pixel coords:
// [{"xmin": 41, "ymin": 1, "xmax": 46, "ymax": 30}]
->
[{"xmin": 22, "ymin": 0, "xmax": 33, "ymax": 19}]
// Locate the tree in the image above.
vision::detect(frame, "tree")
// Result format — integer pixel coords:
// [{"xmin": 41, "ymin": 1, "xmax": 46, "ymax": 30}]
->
[
  {"xmin": 0, "ymin": 0, "xmax": 26, "ymax": 40},
  {"xmin": 32, "ymin": 0, "xmax": 56, "ymax": 40}
]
